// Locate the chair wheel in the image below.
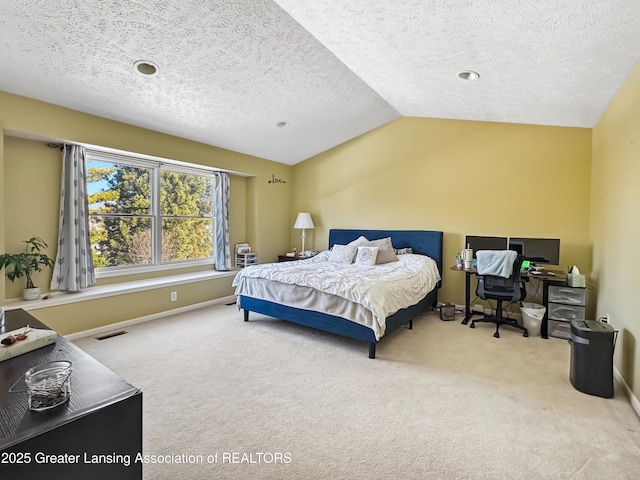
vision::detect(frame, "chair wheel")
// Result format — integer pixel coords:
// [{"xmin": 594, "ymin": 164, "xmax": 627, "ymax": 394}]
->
[
  {"xmin": 470, "ymin": 323, "xmax": 475, "ymax": 329},
  {"xmin": 493, "ymin": 332, "xmax": 500, "ymax": 338},
  {"xmin": 523, "ymin": 331, "xmax": 529, "ymax": 337}
]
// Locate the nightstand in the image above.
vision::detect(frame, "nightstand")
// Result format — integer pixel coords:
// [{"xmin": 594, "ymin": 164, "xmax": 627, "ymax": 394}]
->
[{"xmin": 278, "ymin": 255, "xmax": 304, "ymax": 263}]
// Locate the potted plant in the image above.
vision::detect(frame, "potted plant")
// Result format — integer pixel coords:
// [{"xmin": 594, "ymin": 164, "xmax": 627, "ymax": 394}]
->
[{"xmin": 0, "ymin": 236, "xmax": 55, "ymax": 301}]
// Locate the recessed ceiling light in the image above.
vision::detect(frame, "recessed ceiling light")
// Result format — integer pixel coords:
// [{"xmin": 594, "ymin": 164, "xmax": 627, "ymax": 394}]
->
[
  {"xmin": 458, "ymin": 70, "xmax": 480, "ymax": 81},
  {"xmin": 275, "ymin": 121, "xmax": 289, "ymax": 128},
  {"xmin": 134, "ymin": 60, "xmax": 159, "ymax": 76}
]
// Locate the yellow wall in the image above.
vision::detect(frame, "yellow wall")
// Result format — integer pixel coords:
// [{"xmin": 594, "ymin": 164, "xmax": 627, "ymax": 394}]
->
[
  {"xmin": 3, "ymin": 137, "xmax": 62, "ymax": 299},
  {"xmin": 0, "ymin": 131, "xmax": 4, "ymax": 281},
  {"xmin": 1, "ymin": 91, "xmax": 293, "ymax": 332},
  {"xmin": 31, "ymin": 277, "xmax": 235, "ymax": 336},
  {"xmin": 591, "ymin": 61, "xmax": 640, "ymax": 399},
  {"xmin": 292, "ymin": 117, "xmax": 593, "ymax": 312}
]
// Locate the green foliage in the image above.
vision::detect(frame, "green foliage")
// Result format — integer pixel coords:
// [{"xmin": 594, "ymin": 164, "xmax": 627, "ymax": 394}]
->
[
  {"xmin": 161, "ymin": 171, "xmax": 213, "ymax": 261},
  {"xmin": 0, "ymin": 236, "xmax": 55, "ymax": 289},
  {"xmin": 87, "ymin": 163, "xmax": 214, "ymax": 268}
]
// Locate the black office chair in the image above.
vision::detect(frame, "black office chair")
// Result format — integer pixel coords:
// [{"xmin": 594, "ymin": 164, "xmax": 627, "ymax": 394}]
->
[{"xmin": 470, "ymin": 255, "xmax": 528, "ymax": 338}]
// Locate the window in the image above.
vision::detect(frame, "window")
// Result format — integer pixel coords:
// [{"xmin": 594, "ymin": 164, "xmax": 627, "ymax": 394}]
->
[{"xmin": 87, "ymin": 151, "xmax": 215, "ymax": 273}]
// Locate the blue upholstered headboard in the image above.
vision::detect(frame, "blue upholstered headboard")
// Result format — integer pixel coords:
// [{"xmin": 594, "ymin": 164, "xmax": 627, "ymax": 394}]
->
[{"xmin": 328, "ymin": 229, "xmax": 444, "ymax": 278}]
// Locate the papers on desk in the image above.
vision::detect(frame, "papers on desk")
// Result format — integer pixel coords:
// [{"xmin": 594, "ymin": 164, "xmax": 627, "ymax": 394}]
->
[{"xmin": 527, "ymin": 269, "xmax": 566, "ymax": 280}]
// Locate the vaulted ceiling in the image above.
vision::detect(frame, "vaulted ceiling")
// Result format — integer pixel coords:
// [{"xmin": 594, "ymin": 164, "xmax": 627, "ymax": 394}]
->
[{"xmin": 1, "ymin": 1, "xmax": 639, "ymax": 165}]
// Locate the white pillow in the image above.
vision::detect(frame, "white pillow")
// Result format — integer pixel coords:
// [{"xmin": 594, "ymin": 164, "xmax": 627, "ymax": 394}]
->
[
  {"xmin": 347, "ymin": 235, "xmax": 369, "ymax": 247},
  {"xmin": 329, "ymin": 244, "xmax": 357, "ymax": 263},
  {"xmin": 355, "ymin": 246, "xmax": 379, "ymax": 266}
]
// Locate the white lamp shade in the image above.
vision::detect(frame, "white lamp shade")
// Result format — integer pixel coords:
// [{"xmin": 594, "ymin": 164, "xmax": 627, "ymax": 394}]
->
[{"xmin": 293, "ymin": 212, "xmax": 314, "ymax": 229}]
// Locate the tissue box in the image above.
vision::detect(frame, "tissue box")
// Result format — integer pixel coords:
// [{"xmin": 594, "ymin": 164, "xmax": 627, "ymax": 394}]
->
[{"xmin": 567, "ymin": 273, "xmax": 586, "ymax": 287}]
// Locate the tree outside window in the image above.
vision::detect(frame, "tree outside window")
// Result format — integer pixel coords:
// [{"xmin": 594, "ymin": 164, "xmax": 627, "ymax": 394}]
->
[{"xmin": 87, "ymin": 157, "xmax": 214, "ymax": 270}]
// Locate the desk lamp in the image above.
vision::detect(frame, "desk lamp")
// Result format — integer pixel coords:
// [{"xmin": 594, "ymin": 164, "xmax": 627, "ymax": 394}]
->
[{"xmin": 293, "ymin": 212, "xmax": 314, "ymax": 253}]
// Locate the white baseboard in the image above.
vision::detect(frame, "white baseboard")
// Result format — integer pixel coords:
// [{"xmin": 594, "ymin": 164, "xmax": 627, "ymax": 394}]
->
[
  {"xmin": 66, "ymin": 295, "xmax": 237, "ymax": 341},
  {"xmin": 614, "ymin": 366, "xmax": 640, "ymax": 419}
]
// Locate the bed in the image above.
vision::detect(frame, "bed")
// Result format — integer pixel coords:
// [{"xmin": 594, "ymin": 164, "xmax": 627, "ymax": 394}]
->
[{"xmin": 233, "ymin": 229, "xmax": 443, "ymax": 358}]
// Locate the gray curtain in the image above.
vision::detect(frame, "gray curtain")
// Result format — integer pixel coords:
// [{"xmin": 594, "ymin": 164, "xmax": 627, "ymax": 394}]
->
[
  {"xmin": 214, "ymin": 172, "xmax": 232, "ymax": 270},
  {"xmin": 50, "ymin": 144, "xmax": 96, "ymax": 291}
]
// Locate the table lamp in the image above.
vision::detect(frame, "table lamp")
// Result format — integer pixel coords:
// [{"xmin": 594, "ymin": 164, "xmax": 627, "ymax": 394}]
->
[{"xmin": 293, "ymin": 212, "xmax": 314, "ymax": 253}]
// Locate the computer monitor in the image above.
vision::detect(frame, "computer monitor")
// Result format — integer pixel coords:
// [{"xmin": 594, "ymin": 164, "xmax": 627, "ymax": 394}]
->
[
  {"xmin": 464, "ymin": 235, "xmax": 508, "ymax": 259},
  {"xmin": 508, "ymin": 237, "xmax": 560, "ymax": 266}
]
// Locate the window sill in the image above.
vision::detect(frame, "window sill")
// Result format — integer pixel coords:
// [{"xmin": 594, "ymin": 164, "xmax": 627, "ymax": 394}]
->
[{"xmin": 5, "ymin": 270, "xmax": 238, "ymax": 312}]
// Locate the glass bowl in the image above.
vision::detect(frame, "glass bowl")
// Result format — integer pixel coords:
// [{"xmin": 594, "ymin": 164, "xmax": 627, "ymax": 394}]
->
[{"xmin": 24, "ymin": 361, "xmax": 73, "ymax": 411}]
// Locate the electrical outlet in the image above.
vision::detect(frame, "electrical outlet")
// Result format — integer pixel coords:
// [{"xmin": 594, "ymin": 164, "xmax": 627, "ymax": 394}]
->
[
  {"xmin": 602, "ymin": 313, "xmax": 610, "ymax": 324},
  {"xmin": 170, "ymin": 291, "xmax": 177, "ymax": 302}
]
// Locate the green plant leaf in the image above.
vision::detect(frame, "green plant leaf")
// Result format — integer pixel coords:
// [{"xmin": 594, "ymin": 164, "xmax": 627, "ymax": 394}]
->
[{"xmin": 0, "ymin": 236, "xmax": 55, "ymax": 288}]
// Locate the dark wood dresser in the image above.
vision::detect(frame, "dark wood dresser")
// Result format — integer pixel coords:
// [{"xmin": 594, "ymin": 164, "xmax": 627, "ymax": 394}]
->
[
  {"xmin": 1, "ymin": 309, "xmax": 142, "ymax": 479},
  {"xmin": 277, "ymin": 255, "xmax": 305, "ymax": 262}
]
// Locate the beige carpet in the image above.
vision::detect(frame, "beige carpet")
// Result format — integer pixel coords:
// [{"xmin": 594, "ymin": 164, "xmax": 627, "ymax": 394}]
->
[{"xmin": 74, "ymin": 304, "xmax": 640, "ymax": 480}]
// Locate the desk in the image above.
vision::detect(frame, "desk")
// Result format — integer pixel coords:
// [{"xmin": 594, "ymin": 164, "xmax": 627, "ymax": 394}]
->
[
  {"xmin": 450, "ymin": 265, "xmax": 568, "ymax": 337},
  {"xmin": 1, "ymin": 309, "xmax": 142, "ymax": 480}
]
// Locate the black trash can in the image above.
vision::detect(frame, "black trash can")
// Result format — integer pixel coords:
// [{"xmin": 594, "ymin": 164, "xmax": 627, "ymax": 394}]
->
[{"xmin": 569, "ymin": 320, "xmax": 616, "ymax": 398}]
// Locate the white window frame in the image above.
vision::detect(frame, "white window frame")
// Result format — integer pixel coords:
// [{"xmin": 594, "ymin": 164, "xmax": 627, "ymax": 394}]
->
[{"xmin": 86, "ymin": 150, "xmax": 217, "ymax": 278}]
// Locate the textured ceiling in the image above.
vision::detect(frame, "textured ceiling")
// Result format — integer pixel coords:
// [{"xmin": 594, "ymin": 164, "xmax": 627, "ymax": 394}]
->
[{"xmin": 1, "ymin": 1, "xmax": 639, "ymax": 165}]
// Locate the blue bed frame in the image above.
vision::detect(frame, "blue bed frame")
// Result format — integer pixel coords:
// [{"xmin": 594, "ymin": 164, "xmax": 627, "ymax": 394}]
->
[{"xmin": 240, "ymin": 229, "xmax": 444, "ymax": 358}]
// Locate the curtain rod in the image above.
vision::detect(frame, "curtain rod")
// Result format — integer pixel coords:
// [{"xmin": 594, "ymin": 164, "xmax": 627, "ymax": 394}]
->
[{"xmin": 45, "ymin": 141, "xmax": 250, "ymax": 177}]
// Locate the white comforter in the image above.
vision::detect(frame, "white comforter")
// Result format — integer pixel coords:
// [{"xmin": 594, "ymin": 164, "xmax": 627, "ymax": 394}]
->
[{"xmin": 232, "ymin": 251, "xmax": 441, "ymax": 339}]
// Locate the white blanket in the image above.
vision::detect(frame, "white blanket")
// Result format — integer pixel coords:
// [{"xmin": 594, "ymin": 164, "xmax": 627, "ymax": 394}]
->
[
  {"xmin": 476, "ymin": 250, "xmax": 517, "ymax": 278},
  {"xmin": 232, "ymin": 251, "xmax": 441, "ymax": 340}
]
